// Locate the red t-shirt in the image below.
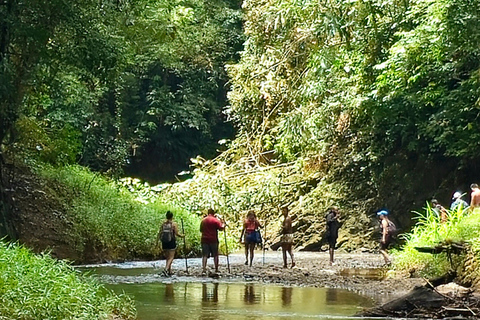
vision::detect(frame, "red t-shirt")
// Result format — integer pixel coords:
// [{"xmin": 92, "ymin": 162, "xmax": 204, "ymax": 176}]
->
[
  {"xmin": 200, "ymin": 215, "xmax": 223, "ymax": 244},
  {"xmin": 244, "ymin": 219, "xmax": 259, "ymax": 232}
]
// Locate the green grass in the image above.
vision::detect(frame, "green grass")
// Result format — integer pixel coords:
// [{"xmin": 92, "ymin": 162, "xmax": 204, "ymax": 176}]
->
[
  {"xmin": 38, "ymin": 164, "xmax": 202, "ymax": 261},
  {"xmin": 0, "ymin": 241, "xmax": 136, "ymax": 320},
  {"xmin": 393, "ymin": 204, "xmax": 480, "ymax": 278}
]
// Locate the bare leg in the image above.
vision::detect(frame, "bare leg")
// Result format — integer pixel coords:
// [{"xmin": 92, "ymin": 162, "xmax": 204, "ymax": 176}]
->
[
  {"xmin": 329, "ymin": 247, "xmax": 334, "ymax": 265},
  {"xmin": 249, "ymin": 244, "xmax": 254, "ymax": 266},
  {"xmin": 165, "ymin": 250, "xmax": 175, "ymax": 274},
  {"xmin": 288, "ymin": 244, "xmax": 295, "ymax": 268},
  {"xmin": 244, "ymin": 244, "xmax": 249, "ymax": 265},
  {"xmin": 202, "ymin": 255, "xmax": 208, "ymax": 273},
  {"xmin": 380, "ymin": 249, "xmax": 391, "ymax": 264},
  {"xmin": 282, "ymin": 244, "xmax": 288, "ymax": 268},
  {"xmin": 213, "ymin": 254, "xmax": 219, "ymax": 272}
]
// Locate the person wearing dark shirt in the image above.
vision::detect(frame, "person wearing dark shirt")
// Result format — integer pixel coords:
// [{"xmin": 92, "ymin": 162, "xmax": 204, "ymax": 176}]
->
[
  {"xmin": 325, "ymin": 206, "xmax": 340, "ymax": 266},
  {"xmin": 200, "ymin": 208, "xmax": 225, "ymax": 275}
]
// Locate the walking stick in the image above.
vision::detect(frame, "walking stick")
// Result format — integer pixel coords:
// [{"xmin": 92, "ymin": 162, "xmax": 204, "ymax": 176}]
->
[
  {"xmin": 223, "ymin": 226, "xmax": 231, "ymax": 273},
  {"xmin": 263, "ymin": 221, "xmax": 267, "ymax": 265},
  {"xmin": 181, "ymin": 218, "xmax": 188, "ymax": 274}
]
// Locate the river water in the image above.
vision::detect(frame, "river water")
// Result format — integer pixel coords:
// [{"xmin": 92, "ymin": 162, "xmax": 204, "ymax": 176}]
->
[{"xmin": 81, "ymin": 254, "xmax": 381, "ymax": 320}]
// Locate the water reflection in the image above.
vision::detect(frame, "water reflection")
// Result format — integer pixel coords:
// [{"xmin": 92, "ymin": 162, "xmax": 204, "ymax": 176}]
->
[
  {"xmin": 243, "ymin": 284, "xmax": 259, "ymax": 304},
  {"xmin": 326, "ymin": 287, "xmax": 337, "ymax": 303},
  {"xmin": 164, "ymin": 283, "xmax": 174, "ymax": 302},
  {"xmin": 281, "ymin": 286, "xmax": 292, "ymax": 306},
  {"xmin": 202, "ymin": 283, "xmax": 219, "ymax": 303},
  {"xmin": 105, "ymin": 282, "xmax": 374, "ymax": 320}
]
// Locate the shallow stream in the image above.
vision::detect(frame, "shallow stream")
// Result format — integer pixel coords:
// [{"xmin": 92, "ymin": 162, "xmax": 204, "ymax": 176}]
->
[{"xmin": 80, "ymin": 255, "xmax": 386, "ymax": 320}]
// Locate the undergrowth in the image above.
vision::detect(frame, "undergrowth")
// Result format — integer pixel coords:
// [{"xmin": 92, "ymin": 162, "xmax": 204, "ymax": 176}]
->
[
  {"xmin": 393, "ymin": 204, "xmax": 480, "ymax": 278},
  {"xmin": 37, "ymin": 164, "xmax": 203, "ymax": 261},
  {"xmin": 0, "ymin": 241, "xmax": 136, "ymax": 319}
]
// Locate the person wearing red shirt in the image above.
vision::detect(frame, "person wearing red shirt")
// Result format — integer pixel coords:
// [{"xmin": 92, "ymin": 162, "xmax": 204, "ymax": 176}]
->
[
  {"xmin": 239, "ymin": 210, "xmax": 262, "ymax": 267},
  {"xmin": 200, "ymin": 208, "xmax": 225, "ymax": 274}
]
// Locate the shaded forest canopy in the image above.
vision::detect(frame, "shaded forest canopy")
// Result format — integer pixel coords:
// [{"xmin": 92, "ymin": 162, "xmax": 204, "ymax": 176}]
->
[{"xmin": 1, "ymin": 0, "xmax": 480, "ymax": 253}]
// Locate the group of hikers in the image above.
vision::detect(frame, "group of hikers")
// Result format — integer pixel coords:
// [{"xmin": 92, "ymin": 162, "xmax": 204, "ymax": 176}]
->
[
  {"xmin": 156, "ymin": 206, "xmax": 295, "ymax": 276},
  {"xmin": 156, "ymin": 183, "xmax": 480, "ymax": 276}
]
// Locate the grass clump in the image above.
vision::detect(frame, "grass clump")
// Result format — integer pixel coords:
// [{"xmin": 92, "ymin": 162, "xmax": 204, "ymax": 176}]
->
[
  {"xmin": 393, "ymin": 204, "xmax": 480, "ymax": 278},
  {"xmin": 38, "ymin": 164, "xmax": 202, "ymax": 261},
  {"xmin": 0, "ymin": 241, "xmax": 136, "ymax": 319}
]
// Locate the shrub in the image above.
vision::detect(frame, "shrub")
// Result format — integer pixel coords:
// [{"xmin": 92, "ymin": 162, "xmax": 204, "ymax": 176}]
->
[{"xmin": 0, "ymin": 241, "xmax": 136, "ymax": 319}]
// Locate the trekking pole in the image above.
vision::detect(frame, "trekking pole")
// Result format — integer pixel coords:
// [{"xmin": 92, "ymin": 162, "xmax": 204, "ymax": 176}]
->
[
  {"xmin": 263, "ymin": 221, "xmax": 267, "ymax": 265},
  {"xmin": 181, "ymin": 218, "xmax": 188, "ymax": 274},
  {"xmin": 223, "ymin": 226, "xmax": 231, "ymax": 273}
]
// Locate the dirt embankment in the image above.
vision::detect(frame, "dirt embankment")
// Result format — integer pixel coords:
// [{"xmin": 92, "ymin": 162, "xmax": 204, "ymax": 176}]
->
[{"xmin": 0, "ymin": 162, "xmax": 81, "ymax": 260}]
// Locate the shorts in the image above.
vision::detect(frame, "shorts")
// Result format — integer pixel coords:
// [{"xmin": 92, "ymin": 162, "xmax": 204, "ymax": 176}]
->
[
  {"xmin": 380, "ymin": 236, "xmax": 392, "ymax": 250},
  {"xmin": 162, "ymin": 240, "xmax": 176, "ymax": 250},
  {"xmin": 281, "ymin": 234, "xmax": 294, "ymax": 244},
  {"xmin": 202, "ymin": 242, "xmax": 219, "ymax": 258},
  {"xmin": 326, "ymin": 228, "xmax": 338, "ymax": 248}
]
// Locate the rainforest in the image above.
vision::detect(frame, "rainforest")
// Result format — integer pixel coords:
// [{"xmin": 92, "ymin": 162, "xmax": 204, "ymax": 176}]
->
[{"xmin": 1, "ymin": 0, "xmax": 480, "ymax": 319}]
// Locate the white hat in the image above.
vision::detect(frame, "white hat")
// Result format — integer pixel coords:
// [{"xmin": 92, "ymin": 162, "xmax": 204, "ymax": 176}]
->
[{"xmin": 452, "ymin": 191, "xmax": 462, "ymax": 200}]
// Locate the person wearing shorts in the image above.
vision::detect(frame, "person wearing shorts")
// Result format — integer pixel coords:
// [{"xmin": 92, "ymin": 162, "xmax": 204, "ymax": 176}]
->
[
  {"xmin": 377, "ymin": 210, "xmax": 393, "ymax": 265},
  {"xmin": 157, "ymin": 211, "xmax": 184, "ymax": 276},
  {"xmin": 200, "ymin": 208, "xmax": 224, "ymax": 274},
  {"xmin": 239, "ymin": 210, "xmax": 262, "ymax": 266},
  {"xmin": 280, "ymin": 206, "xmax": 295, "ymax": 268},
  {"xmin": 325, "ymin": 206, "xmax": 340, "ymax": 265}
]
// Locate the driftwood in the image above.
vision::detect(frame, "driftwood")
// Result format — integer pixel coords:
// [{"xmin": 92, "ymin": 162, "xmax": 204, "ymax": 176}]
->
[
  {"xmin": 358, "ymin": 281, "xmax": 480, "ymax": 319},
  {"xmin": 359, "ymin": 285, "xmax": 447, "ymax": 317},
  {"xmin": 415, "ymin": 241, "xmax": 467, "ymax": 255}
]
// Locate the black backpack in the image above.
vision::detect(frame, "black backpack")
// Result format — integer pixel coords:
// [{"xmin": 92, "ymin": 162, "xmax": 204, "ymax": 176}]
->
[
  {"xmin": 387, "ymin": 220, "xmax": 397, "ymax": 236},
  {"xmin": 161, "ymin": 222, "xmax": 173, "ymax": 243}
]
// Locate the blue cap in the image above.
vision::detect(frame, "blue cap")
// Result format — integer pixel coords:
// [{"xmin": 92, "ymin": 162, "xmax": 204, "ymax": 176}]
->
[{"xmin": 377, "ymin": 210, "xmax": 389, "ymax": 216}]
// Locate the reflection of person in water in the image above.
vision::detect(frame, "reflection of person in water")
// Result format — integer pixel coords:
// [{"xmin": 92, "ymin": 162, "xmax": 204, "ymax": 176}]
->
[
  {"xmin": 281, "ymin": 287, "xmax": 293, "ymax": 306},
  {"xmin": 325, "ymin": 287, "xmax": 338, "ymax": 304},
  {"xmin": 201, "ymin": 283, "xmax": 219, "ymax": 303},
  {"xmin": 243, "ymin": 284, "xmax": 258, "ymax": 305},
  {"xmin": 164, "ymin": 283, "xmax": 174, "ymax": 302}
]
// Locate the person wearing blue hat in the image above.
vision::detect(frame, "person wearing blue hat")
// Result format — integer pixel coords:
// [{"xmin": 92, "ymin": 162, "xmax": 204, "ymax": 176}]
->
[
  {"xmin": 450, "ymin": 191, "xmax": 468, "ymax": 212},
  {"xmin": 377, "ymin": 210, "xmax": 395, "ymax": 265}
]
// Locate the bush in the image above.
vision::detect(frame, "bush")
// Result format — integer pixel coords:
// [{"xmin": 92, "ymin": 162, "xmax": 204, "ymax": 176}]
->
[
  {"xmin": 393, "ymin": 204, "xmax": 480, "ymax": 278},
  {"xmin": 0, "ymin": 241, "xmax": 136, "ymax": 319}
]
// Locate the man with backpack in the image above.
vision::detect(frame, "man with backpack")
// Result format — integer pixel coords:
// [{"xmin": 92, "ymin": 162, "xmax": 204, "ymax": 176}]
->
[
  {"xmin": 157, "ymin": 211, "xmax": 184, "ymax": 276},
  {"xmin": 325, "ymin": 206, "xmax": 340, "ymax": 266},
  {"xmin": 377, "ymin": 209, "xmax": 396, "ymax": 265}
]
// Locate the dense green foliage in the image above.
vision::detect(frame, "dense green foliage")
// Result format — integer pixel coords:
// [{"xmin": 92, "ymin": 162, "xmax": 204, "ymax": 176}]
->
[
  {"xmin": 0, "ymin": 242, "xmax": 136, "ymax": 319},
  {"xmin": 2, "ymin": 0, "xmax": 480, "ymax": 260},
  {"xmin": 157, "ymin": 0, "xmax": 480, "ymax": 250},
  {"xmin": 38, "ymin": 164, "xmax": 202, "ymax": 261},
  {"xmin": 1, "ymin": 0, "xmax": 242, "ymax": 182},
  {"xmin": 394, "ymin": 206, "xmax": 480, "ymax": 279}
]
